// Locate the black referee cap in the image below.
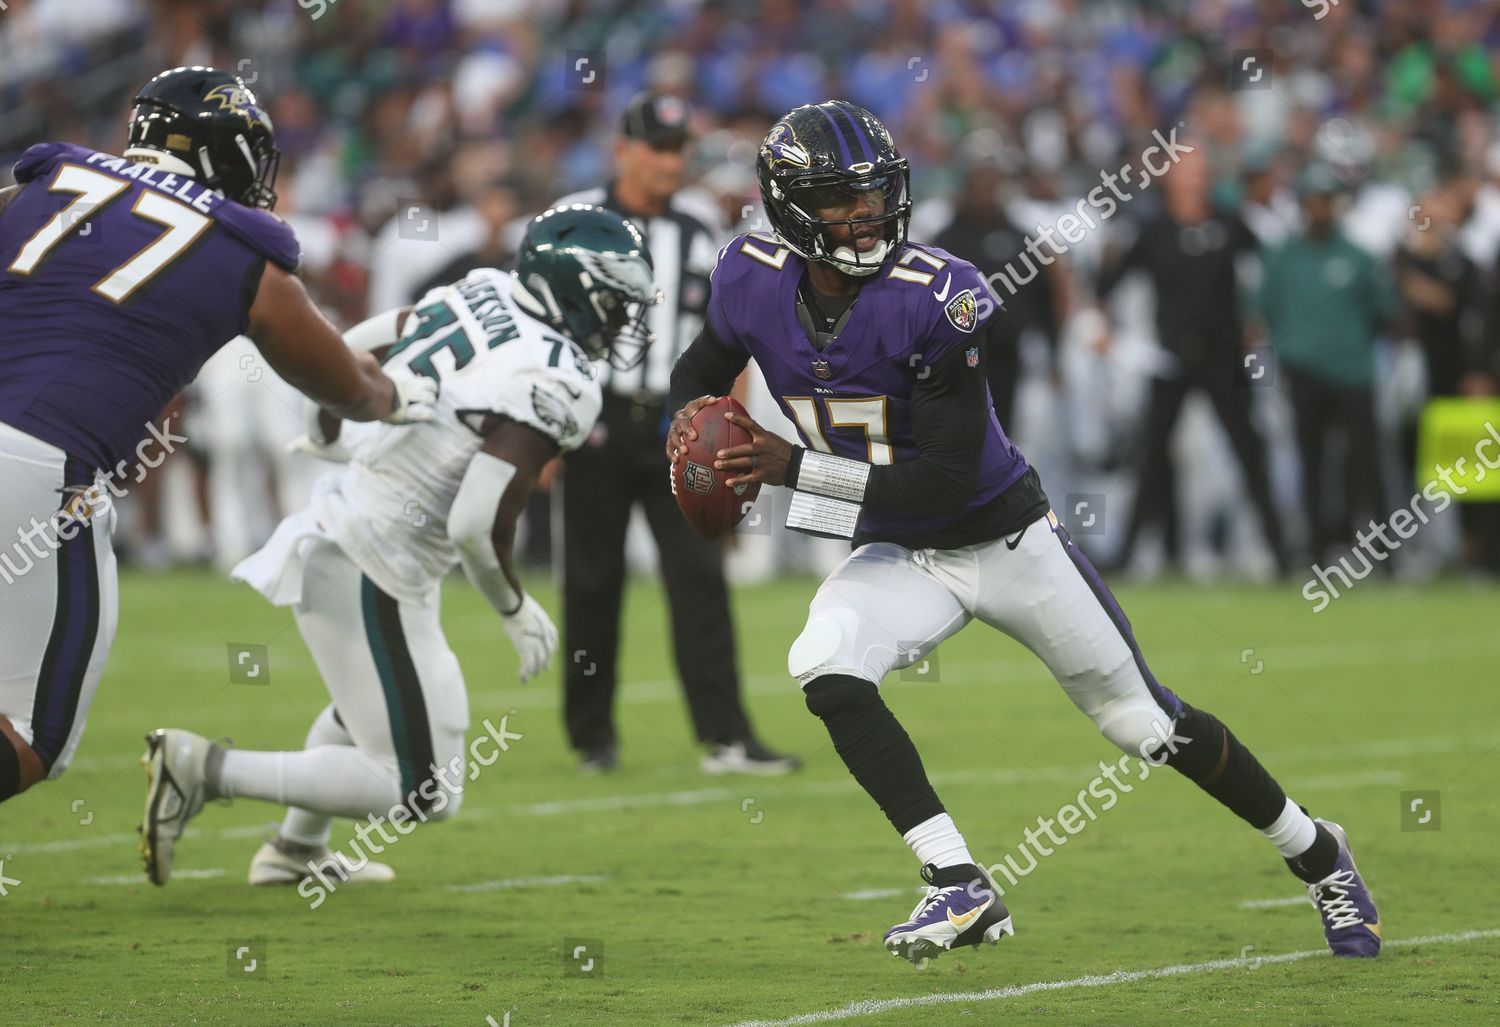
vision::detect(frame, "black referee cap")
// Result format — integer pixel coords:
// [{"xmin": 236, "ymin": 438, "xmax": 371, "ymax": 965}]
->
[{"xmin": 622, "ymin": 92, "xmax": 692, "ymax": 147}]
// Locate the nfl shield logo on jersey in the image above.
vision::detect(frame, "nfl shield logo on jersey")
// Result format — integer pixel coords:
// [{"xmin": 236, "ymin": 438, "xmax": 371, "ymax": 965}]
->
[
  {"xmin": 944, "ymin": 289, "xmax": 978, "ymax": 333},
  {"xmin": 966, "ymin": 346, "xmax": 979, "ymax": 368}
]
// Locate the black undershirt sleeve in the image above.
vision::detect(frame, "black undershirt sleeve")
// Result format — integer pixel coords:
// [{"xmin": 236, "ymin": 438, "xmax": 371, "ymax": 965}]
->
[
  {"xmin": 837, "ymin": 324, "xmax": 993, "ymax": 515},
  {"xmin": 667, "ymin": 324, "xmax": 749, "ymax": 414}
]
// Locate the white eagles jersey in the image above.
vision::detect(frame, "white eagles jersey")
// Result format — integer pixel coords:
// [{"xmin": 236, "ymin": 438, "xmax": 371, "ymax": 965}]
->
[{"xmin": 312, "ymin": 268, "xmax": 601, "ymax": 602}]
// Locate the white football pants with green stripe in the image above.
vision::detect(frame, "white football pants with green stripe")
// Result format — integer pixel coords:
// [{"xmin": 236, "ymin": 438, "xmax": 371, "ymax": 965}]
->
[{"xmin": 217, "ymin": 538, "xmax": 469, "ymax": 844}]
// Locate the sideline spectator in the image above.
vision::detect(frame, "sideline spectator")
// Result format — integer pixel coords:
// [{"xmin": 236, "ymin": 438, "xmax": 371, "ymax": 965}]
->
[{"xmin": 1261, "ymin": 165, "xmax": 1394, "ymax": 563}]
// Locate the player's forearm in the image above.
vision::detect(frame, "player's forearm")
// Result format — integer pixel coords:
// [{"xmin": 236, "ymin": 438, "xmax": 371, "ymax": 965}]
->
[
  {"xmin": 313, "ymin": 317, "xmax": 407, "ymax": 443},
  {"xmin": 449, "ymin": 452, "xmax": 526, "ymax": 615},
  {"xmin": 668, "ymin": 326, "xmax": 748, "ymax": 413},
  {"xmin": 457, "ymin": 530, "xmax": 524, "ymax": 616},
  {"xmin": 252, "ymin": 269, "xmax": 403, "ymax": 422},
  {"xmin": 321, "ymin": 351, "xmax": 399, "ymax": 422}
]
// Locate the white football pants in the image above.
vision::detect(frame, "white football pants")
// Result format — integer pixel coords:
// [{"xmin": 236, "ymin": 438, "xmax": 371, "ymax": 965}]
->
[
  {"xmin": 223, "ymin": 538, "xmax": 471, "ymax": 835},
  {"xmin": 787, "ymin": 510, "xmax": 1183, "ymax": 756},
  {"xmin": 0, "ymin": 422, "xmax": 119, "ymax": 780}
]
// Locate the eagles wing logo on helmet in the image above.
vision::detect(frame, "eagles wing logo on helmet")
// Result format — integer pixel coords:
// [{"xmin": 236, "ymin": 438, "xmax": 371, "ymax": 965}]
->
[
  {"xmin": 203, "ymin": 84, "xmax": 269, "ymax": 130},
  {"xmin": 577, "ymin": 249, "xmax": 658, "ymax": 305}
]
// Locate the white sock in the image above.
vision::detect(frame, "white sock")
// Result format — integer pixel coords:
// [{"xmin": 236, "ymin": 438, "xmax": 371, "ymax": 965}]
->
[
  {"xmin": 902, "ymin": 813, "xmax": 975, "ymax": 869},
  {"xmin": 1261, "ymin": 797, "xmax": 1319, "ymax": 858},
  {"xmin": 278, "ymin": 706, "xmax": 353, "ymax": 847},
  {"xmin": 216, "ymin": 746, "xmax": 402, "ymax": 821}
]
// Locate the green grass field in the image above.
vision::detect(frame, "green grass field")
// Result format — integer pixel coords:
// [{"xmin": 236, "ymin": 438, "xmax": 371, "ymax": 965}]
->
[{"xmin": 4, "ymin": 568, "xmax": 1500, "ymax": 1025}]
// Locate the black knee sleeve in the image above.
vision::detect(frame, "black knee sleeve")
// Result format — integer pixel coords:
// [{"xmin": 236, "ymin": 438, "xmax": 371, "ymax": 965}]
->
[
  {"xmin": 803, "ymin": 674, "xmax": 945, "ymax": 835},
  {"xmin": 1156, "ymin": 704, "xmax": 1222, "ymax": 777},
  {"xmin": 1157, "ymin": 703, "xmax": 1287, "ymax": 830},
  {"xmin": 804, "ymin": 673, "xmax": 881, "ymax": 718},
  {"xmin": 0, "ymin": 731, "xmax": 23, "ymax": 803}
]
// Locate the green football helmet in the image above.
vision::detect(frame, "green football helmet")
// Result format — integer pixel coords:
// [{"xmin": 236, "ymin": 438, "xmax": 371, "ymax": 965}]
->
[{"xmin": 512, "ymin": 203, "xmax": 662, "ymax": 370}]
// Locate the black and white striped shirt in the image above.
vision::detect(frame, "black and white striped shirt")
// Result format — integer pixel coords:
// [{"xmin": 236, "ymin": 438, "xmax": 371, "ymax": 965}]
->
[{"xmin": 554, "ymin": 183, "xmax": 722, "ymax": 399}]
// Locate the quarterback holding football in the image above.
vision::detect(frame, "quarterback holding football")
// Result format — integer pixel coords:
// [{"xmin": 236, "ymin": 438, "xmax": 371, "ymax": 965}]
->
[{"xmin": 667, "ymin": 101, "xmax": 1380, "ymax": 964}]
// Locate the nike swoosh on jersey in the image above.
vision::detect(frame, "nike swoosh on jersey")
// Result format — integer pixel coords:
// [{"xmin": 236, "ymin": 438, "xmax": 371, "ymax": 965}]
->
[
  {"xmin": 946, "ymin": 898, "xmax": 992, "ymax": 930},
  {"xmin": 932, "ymin": 273, "xmax": 952, "ymax": 303}
]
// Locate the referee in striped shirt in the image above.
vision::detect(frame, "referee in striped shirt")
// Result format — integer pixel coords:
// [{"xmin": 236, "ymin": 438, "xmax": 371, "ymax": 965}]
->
[{"xmin": 553, "ymin": 93, "xmax": 799, "ymax": 776}]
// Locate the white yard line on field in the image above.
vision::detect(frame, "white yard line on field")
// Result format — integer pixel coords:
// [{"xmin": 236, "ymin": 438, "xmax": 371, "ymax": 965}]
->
[
  {"xmin": 88, "ymin": 867, "xmax": 225, "ymax": 885},
  {"xmin": 723, "ymin": 928, "xmax": 1500, "ymax": 1027},
  {"xmin": 4, "ymin": 822, "xmax": 269, "ymax": 857},
  {"xmin": 842, "ymin": 887, "xmax": 926, "ymax": 901},
  {"xmin": 1238, "ymin": 896, "xmax": 1309, "ymax": 909},
  {"xmin": 445, "ymin": 874, "xmax": 607, "ymax": 893}
]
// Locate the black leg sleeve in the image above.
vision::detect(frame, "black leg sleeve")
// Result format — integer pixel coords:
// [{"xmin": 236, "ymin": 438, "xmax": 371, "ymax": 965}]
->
[
  {"xmin": 1158, "ymin": 702, "xmax": 1288, "ymax": 831},
  {"xmin": 804, "ymin": 675, "xmax": 944, "ymax": 835}
]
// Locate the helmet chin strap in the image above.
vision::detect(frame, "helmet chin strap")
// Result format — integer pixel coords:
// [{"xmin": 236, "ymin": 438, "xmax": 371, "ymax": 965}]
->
[{"xmin": 122, "ymin": 147, "xmax": 198, "ymax": 179}]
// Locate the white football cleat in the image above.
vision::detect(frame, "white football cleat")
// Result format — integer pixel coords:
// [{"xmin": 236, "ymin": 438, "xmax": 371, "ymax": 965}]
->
[
  {"xmin": 139, "ymin": 728, "xmax": 213, "ymax": 886},
  {"xmin": 248, "ymin": 836, "xmax": 396, "ymax": 886}
]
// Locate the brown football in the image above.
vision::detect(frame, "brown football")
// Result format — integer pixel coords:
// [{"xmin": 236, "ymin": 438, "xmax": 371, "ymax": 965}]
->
[{"xmin": 672, "ymin": 395, "xmax": 761, "ymax": 540}]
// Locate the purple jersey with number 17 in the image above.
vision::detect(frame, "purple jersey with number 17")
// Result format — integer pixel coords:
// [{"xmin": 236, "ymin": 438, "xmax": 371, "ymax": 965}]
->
[
  {"xmin": 706, "ymin": 233, "xmax": 1030, "ymax": 540},
  {"xmin": 0, "ymin": 142, "xmax": 300, "ymax": 473}
]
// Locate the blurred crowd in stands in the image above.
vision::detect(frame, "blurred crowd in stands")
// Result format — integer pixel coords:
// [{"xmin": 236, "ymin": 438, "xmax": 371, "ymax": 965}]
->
[{"xmin": 4, "ymin": 0, "xmax": 1500, "ymax": 580}]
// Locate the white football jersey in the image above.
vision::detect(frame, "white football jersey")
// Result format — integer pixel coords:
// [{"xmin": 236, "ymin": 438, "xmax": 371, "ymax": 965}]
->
[{"xmin": 313, "ymin": 268, "xmax": 601, "ymax": 601}]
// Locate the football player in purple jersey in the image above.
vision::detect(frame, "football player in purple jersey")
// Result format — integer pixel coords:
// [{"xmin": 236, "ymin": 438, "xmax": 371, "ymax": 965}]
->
[
  {"xmin": 0, "ymin": 67, "xmax": 437, "ymax": 807},
  {"xmin": 666, "ymin": 101, "xmax": 1380, "ymax": 963}
]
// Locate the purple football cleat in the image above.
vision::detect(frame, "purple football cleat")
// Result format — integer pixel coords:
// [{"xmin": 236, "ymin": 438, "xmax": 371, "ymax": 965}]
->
[
  {"xmin": 883, "ymin": 863, "xmax": 1014, "ymax": 966},
  {"xmin": 1307, "ymin": 819, "xmax": 1381, "ymax": 957}
]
